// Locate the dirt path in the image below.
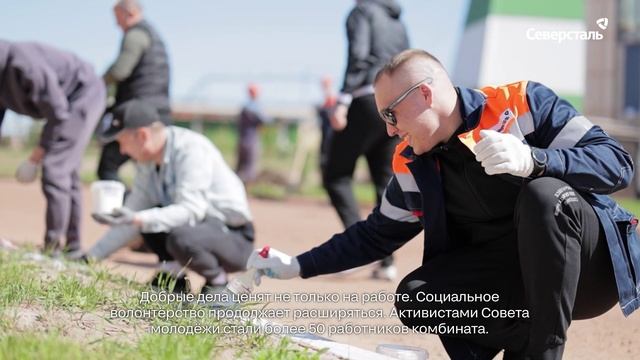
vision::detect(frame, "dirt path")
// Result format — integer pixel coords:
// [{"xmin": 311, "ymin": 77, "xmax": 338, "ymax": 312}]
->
[{"xmin": 1, "ymin": 180, "xmax": 638, "ymax": 359}]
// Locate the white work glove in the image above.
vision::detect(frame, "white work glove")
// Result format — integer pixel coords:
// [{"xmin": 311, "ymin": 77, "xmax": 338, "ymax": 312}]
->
[
  {"xmin": 474, "ymin": 130, "xmax": 533, "ymax": 177},
  {"xmin": 246, "ymin": 247, "xmax": 300, "ymax": 284},
  {"xmin": 15, "ymin": 160, "xmax": 40, "ymax": 183}
]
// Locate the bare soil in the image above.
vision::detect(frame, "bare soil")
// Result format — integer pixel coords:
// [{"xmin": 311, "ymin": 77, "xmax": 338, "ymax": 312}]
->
[{"xmin": 1, "ymin": 180, "xmax": 638, "ymax": 359}]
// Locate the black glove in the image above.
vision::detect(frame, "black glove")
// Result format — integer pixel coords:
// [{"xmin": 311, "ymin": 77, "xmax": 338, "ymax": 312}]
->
[{"xmin": 91, "ymin": 207, "xmax": 136, "ymax": 226}]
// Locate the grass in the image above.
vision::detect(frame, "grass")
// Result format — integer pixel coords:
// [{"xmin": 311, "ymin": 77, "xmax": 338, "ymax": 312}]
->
[
  {"xmin": 0, "ymin": 251, "xmax": 133, "ymax": 311},
  {"xmin": 41, "ymin": 274, "xmax": 112, "ymax": 310},
  {"xmin": 0, "ymin": 332, "xmax": 220, "ymax": 360},
  {"xmin": 251, "ymin": 338, "xmax": 324, "ymax": 360},
  {"xmin": 0, "ymin": 333, "xmax": 322, "ymax": 360},
  {"xmin": 133, "ymin": 333, "xmax": 219, "ymax": 360},
  {"xmin": 0, "ymin": 259, "xmax": 40, "ymax": 308},
  {"xmin": 617, "ymin": 198, "xmax": 640, "ymax": 218},
  {"xmin": 0, "ymin": 250, "xmax": 324, "ymax": 360},
  {"xmin": 0, "ymin": 333, "xmax": 122, "ymax": 360}
]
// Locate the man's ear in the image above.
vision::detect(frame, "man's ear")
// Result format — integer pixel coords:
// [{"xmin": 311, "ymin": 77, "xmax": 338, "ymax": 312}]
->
[
  {"xmin": 419, "ymin": 83, "xmax": 432, "ymax": 105},
  {"xmin": 136, "ymin": 127, "xmax": 151, "ymax": 142}
]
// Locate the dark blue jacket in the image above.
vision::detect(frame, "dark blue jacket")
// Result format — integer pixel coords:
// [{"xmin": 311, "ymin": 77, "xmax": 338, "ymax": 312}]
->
[{"xmin": 297, "ymin": 81, "xmax": 640, "ymax": 317}]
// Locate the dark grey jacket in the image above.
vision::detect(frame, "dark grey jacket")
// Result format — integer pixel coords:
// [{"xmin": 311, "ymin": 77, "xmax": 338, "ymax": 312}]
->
[
  {"xmin": 341, "ymin": 0, "xmax": 410, "ymax": 94},
  {"xmin": 115, "ymin": 20, "xmax": 171, "ymax": 114},
  {"xmin": 0, "ymin": 40, "xmax": 101, "ymax": 149}
]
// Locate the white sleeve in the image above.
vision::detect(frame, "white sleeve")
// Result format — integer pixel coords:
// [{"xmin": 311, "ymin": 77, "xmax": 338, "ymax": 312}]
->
[{"xmin": 136, "ymin": 147, "xmax": 212, "ymax": 233}]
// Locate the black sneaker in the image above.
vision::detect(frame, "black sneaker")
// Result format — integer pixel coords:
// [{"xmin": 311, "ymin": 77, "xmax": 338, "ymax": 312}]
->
[
  {"xmin": 199, "ymin": 283, "xmax": 238, "ymax": 308},
  {"xmin": 62, "ymin": 249, "xmax": 86, "ymax": 261},
  {"xmin": 149, "ymin": 272, "xmax": 191, "ymax": 294},
  {"xmin": 200, "ymin": 283, "xmax": 229, "ymax": 297}
]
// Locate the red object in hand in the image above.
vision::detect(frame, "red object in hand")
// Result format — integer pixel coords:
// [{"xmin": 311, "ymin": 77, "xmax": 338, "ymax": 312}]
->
[{"xmin": 259, "ymin": 246, "xmax": 270, "ymax": 258}]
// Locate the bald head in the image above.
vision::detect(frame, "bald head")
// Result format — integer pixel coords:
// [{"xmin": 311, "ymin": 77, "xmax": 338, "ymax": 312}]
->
[
  {"xmin": 113, "ymin": 0, "xmax": 143, "ymax": 31},
  {"xmin": 374, "ymin": 49, "xmax": 456, "ymax": 116},
  {"xmin": 114, "ymin": 0, "xmax": 142, "ymax": 12},
  {"xmin": 375, "ymin": 49, "xmax": 449, "ymax": 89},
  {"xmin": 248, "ymin": 83, "xmax": 260, "ymax": 99}
]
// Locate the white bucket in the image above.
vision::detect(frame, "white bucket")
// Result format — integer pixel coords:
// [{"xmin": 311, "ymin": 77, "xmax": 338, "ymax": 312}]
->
[
  {"xmin": 90, "ymin": 181, "xmax": 125, "ymax": 214},
  {"xmin": 376, "ymin": 344, "xmax": 428, "ymax": 360}
]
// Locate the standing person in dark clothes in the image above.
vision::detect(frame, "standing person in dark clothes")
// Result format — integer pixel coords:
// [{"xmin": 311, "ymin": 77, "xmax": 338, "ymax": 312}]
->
[
  {"xmin": 248, "ymin": 49, "xmax": 640, "ymax": 359},
  {"xmin": 0, "ymin": 39, "xmax": 106, "ymax": 255},
  {"xmin": 236, "ymin": 83, "xmax": 270, "ymax": 184},
  {"xmin": 97, "ymin": 0, "xmax": 171, "ymax": 183},
  {"xmin": 324, "ymin": 0, "xmax": 409, "ymax": 280}
]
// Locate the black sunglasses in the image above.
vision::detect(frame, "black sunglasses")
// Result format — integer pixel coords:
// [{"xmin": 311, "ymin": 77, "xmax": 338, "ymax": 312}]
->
[{"xmin": 379, "ymin": 76, "xmax": 433, "ymax": 127}]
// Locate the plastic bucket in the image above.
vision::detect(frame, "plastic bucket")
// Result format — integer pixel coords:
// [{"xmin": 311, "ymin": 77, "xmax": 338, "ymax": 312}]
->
[{"xmin": 90, "ymin": 180, "xmax": 125, "ymax": 214}]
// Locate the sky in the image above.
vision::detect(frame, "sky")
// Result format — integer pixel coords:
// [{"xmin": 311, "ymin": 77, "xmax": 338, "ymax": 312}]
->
[{"xmin": 0, "ymin": 0, "xmax": 470, "ymax": 107}]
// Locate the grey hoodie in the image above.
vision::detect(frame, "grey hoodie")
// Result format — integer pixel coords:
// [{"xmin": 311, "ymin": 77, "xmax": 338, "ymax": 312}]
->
[
  {"xmin": 341, "ymin": 0, "xmax": 410, "ymax": 94},
  {"xmin": 0, "ymin": 40, "xmax": 100, "ymax": 149}
]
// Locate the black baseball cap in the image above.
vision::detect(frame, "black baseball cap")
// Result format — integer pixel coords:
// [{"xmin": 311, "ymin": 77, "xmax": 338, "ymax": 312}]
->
[{"xmin": 101, "ymin": 99, "xmax": 160, "ymax": 141}]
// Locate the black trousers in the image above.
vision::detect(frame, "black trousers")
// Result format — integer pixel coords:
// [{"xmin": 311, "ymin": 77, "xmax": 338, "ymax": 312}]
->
[
  {"xmin": 395, "ymin": 178, "xmax": 618, "ymax": 360},
  {"xmin": 317, "ymin": 106, "xmax": 333, "ymax": 174},
  {"xmin": 141, "ymin": 217, "xmax": 255, "ymax": 284},
  {"xmin": 322, "ymin": 94, "xmax": 398, "ymax": 266},
  {"xmin": 97, "ymin": 108, "xmax": 171, "ymax": 182}
]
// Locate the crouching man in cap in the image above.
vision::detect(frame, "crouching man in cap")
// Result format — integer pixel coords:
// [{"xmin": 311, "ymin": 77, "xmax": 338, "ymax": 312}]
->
[{"xmin": 87, "ymin": 99, "xmax": 255, "ymax": 294}]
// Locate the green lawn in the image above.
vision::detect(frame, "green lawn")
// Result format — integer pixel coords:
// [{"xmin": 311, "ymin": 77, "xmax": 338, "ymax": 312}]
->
[
  {"xmin": 616, "ymin": 198, "xmax": 640, "ymax": 218},
  {"xmin": 0, "ymin": 250, "xmax": 324, "ymax": 360}
]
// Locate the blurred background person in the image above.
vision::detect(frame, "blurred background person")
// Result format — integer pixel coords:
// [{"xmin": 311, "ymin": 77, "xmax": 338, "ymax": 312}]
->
[
  {"xmin": 324, "ymin": 0, "xmax": 409, "ymax": 280},
  {"xmin": 0, "ymin": 39, "xmax": 105, "ymax": 255},
  {"xmin": 97, "ymin": 0, "xmax": 171, "ymax": 183},
  {"xmin": 316, "ymin": 75, "xmax": 337, "ymax": 177},
  {"xmin": 236, "ymin": 83, "xmax": 271, "ymax": 184}
]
